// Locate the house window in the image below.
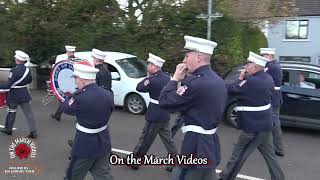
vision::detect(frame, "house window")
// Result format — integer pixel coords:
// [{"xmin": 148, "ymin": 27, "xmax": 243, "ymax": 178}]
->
[
  {"xmin": 285, "ymin": 20, "xmax": 308, "ymax": 39},
  {"xmin": 280, "ymin": 56, "xmax": 311, "ymax": 63}
]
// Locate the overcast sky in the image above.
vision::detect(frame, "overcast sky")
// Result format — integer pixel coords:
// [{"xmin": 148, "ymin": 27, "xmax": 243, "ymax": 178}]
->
[{"xmin": 117, "ymin": 0, "xmax": 128, "ymax": 9}]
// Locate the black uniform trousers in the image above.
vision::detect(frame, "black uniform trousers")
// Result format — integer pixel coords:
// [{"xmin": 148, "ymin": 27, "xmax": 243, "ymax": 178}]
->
[
  {"xmin": 52, "ymin": 102, "xmax": 64, "ymax": 119},
  {"xmin": 4, "ymin": 101, "xmax": 36, "ymax": 133},
  {"xmin": 171, "ymin": 116, "xmax": 184, "ymax": 138},
  {"xmin": 65, "ymin": 153, "xmax": 113, "ymax": 180},
  {"xmin": 133, "ymin": 121, "xmax": 178, "ymax": 159},
  {"xmin": 172, "ymin": 167, "xmax": 217, "ymax": 180},
  {"xmin": 220, "ymin": 131, "xmax": 285, "ymax": 180},
  {"xmin": 272, "ymin": 107, "xmax": 285, "ymax": 155}
]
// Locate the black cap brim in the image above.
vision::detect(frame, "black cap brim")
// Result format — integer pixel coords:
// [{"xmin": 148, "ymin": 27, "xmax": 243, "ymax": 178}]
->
[{"xmin": 180, "ymin": 49, "xmax": 193, "ymax": 53}]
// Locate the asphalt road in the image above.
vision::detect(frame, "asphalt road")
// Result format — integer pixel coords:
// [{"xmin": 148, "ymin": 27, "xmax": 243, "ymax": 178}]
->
[{"xmin": 0, "ymin": 90, "xmax": 320, "ymax": 180}]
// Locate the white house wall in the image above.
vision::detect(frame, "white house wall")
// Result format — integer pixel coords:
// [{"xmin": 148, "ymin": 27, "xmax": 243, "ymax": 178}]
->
[{"xmin": 267, "ymin": 16, "xmax": 320, "ymax": 64}]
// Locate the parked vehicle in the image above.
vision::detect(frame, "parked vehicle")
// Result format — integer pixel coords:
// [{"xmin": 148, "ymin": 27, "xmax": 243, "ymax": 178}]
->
[
  {"xmin": 0, "ymin": 68, "xmax": 11, "ymax": 82},
  {"xmin": 224, "ymin": 61, "xmax": 320, "ymax": 130}
]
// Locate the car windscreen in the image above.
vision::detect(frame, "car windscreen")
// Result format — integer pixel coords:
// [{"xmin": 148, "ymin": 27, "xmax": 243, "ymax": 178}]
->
[{"xmin": 116, "ymin": 57, "xmax": 147, "ymax": 78}]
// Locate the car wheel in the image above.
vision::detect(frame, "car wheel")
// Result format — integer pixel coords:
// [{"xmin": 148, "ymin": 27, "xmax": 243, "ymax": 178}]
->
[
  {"xmin": 225, "ymin": 102, "xmax": 238, "ymax": 128},
  {"xmin": 125, "ymin": 93, "xmax": 146, "ymax": 114}
]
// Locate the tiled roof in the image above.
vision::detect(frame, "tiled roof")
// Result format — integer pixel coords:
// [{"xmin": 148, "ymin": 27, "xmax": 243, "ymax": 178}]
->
[
  {"xmin": 224, "ymin": 0, "xmax": 320, "ymax": 20},
  {"xmin": 296, "ymin": 0, "xmax": 320, "ymax": 16},
  {"xmin": 224, "ymin": 0, "xmax": 298, "ymax": 20}
]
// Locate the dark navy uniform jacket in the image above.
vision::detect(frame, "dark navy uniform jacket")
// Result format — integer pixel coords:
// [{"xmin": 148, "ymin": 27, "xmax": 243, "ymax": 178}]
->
[
  {"xmin": 95, "ymin": 63, "xmax": 112, "ymax": 90},
  {"xmin": 265, "ymin": 60, "xmax": 283, "ymax": 108},
  {"xmin": 0, "ymin": 64, "xmax": 32, "ymax": 104},
  {"xmin": 136, "ymin": 70, "xmax": 170, "ymax": 123},
  {"xmin": 228, "ymin": 70, "xmax": 274, "ymax": 133},
  {"xmin": 159, "ymin": 65, "xmax": 227, "ymax": 169},
  {"xmin": 63, "ymin": 83, "xmax": 114, "ymax": 158}
]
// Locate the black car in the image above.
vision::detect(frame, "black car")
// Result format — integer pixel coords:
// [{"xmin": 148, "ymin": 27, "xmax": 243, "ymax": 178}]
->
[{"xmin": 223, "ymin": 61, "xmax": 320, "ymax": 130}]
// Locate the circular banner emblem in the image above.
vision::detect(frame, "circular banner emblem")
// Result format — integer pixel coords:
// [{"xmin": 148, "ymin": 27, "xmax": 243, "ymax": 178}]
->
[{"xmin": 50, "ymin": 61, "xmax": 77, "ymax": 102}]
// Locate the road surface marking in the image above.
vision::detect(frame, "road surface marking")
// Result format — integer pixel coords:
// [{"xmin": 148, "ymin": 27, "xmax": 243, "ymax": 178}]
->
[{"xmin": 0, "ymin": 125, "xmax": 17, "ymax": 130}]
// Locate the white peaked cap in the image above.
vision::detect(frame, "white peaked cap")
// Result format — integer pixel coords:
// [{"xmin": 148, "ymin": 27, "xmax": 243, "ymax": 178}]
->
[
  {"xmin": 92, "ymin": 48, "xmax": 106, "ymax": 60},
  {"xmin": 184, "ymin": 35, "xmax": 217, "ymax": 55},
  {"xmin": 247, "ymin": 51, "xmax": 268, "ymax": 67},
  {"xmin": 260, "ymin": 48, "xmax": 276, "ymax": 55},
  {"xmin": 147, "ymin": 53, "xmax": 165, "ymax": 67},
  {"xmin": 65, "ymin": 45, "xmax": 76, "ymax": 52},
  {"xmin": 14, "ymin": 50, "xmax": 29, "ymax": 62},
  {"xmin": 73, "ymin": 63, "xmax": 99, "ymax": 80}
]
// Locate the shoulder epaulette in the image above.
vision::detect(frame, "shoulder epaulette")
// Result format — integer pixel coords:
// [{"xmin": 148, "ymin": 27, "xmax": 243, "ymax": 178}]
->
[
  {"xmin": 11, "ymin": 66, "xmax": 19, "ymax": 71},
  {"xmin": 148, "ymin": 73, "xmax": 159, "ymax": 80},
  {"xmin": 186, "ymin": 74, "xmax": 202, "ymax": 83},
  {"xmin": 180, "ymin": 74, "xmax": 199, "ymax": 87}
]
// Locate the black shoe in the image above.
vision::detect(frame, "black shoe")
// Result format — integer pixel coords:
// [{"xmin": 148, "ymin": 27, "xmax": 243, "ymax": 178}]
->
[
  {"xmin": 275, "ymin": 151, "xmax": 285, "ymax": 157},
  {"xmin": 27, "ymin": 131, "xmax": 38, "ymax": 139},
  {"xmin": 67, "ymin": 140, "xmax": 73, "ymax": 147},
  {"xmin": 0, "ymin": 127, "xmax": 12, "ymax": 135},
  {"xmin": 165, "ymin": 166, "xmax": 173, "ymax": 172},
  {"xmin": 50, "ymin": 113, "xmax": 61, "ymax": 122}
]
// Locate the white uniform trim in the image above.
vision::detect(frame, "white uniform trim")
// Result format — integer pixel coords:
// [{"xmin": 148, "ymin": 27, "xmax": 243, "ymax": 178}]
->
[
  {"xmin": 181, "ymin": 125, "xmax": 217, "ymax": 135},
  {"xmin": 76, "ymin": 123, "xmax": 107, "ymax": 134},
  {"xmin": 235, "ymin": 103, "xmax": 271, "ymax": 112},
  {"xmin": 150, "ymin": 98, "xmax": 159, "ymax": 104},
  {"xmin": 7, "ymin": 108, "xmax": 17, "ymax": 113},
  {"xmin": 274, "ymin": 86, "xmax": 281, "ymax": 90},
  {"xmin": 11, "ymin": 68, "xmax": 29, "ymax": 89},
  {"xmin": 12, "ymin": 85, "xmax": 28, "ymax": 88}
]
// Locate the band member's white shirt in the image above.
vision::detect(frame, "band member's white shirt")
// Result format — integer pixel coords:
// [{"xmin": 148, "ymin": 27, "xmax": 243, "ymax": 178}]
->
[{"xmin": 55, "ymin": 54, "xmax": 68, "ymax": 64}]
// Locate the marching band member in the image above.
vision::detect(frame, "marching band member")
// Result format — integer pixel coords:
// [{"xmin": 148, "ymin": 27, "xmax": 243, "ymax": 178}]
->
[
  {"xmin": 219, "ymin": 52, "xmax": 285, "ymax": 180},
  {"xmin": 129, "ymin": 53, "xmax": 178, "ymax": 171},
  {"xmin": 92, "ymin": 48, "xmax": 112, "ymax": 90},
  {"xmin": 63, "ymin": 62, "xmax": 114, "ymax": 180},
  {"xmin": 56, "ymin": 45, "xmax": 77, "ymax": 63},
  {"xmin": 50, "ymin": 45, "xmax": 77, "ymax": 121},
  {"xmin": 0, "ymin": 50, "xmax": 38, "ymax": 139},
  {"xmin": 159, "ymin": 36, "xmax": 227, "ymax": 180},
  {"xmin": 260, "ymin": 48, "xmax": 285, "ymax": 157},
  {"xmin": 67, "ymin": 49, "xmax": 112, "ymax": 148}
]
